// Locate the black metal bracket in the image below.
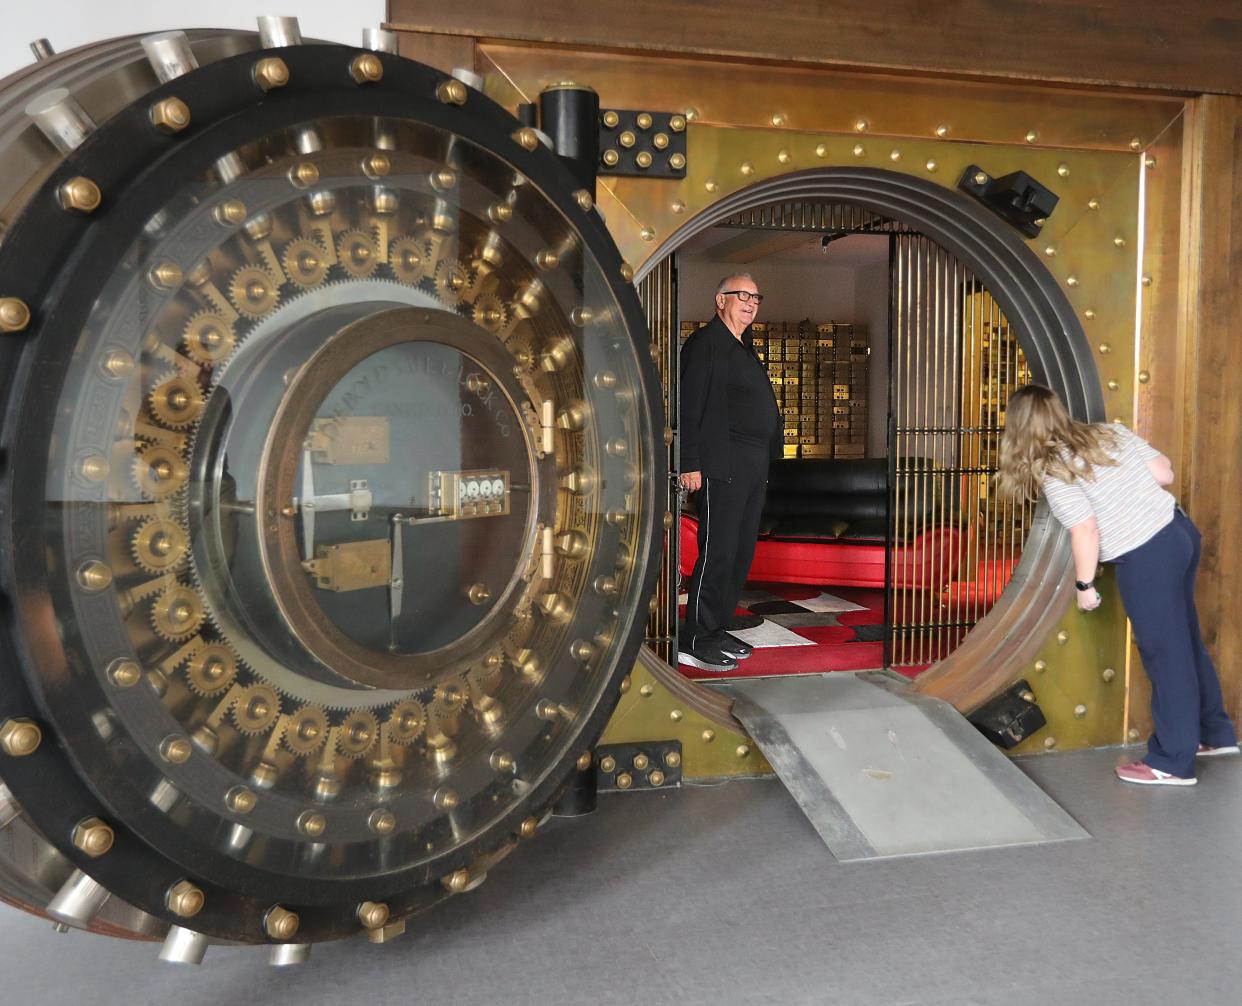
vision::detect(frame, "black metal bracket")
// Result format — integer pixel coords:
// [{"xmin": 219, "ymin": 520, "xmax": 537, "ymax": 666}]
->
[
  {"xmin": 595, "ymin": 740, "xmax": 683, "ymax": 791},
  {"xmin": 957, "ymin": 165, "xmax": 1058, "ymax": 238},
  {"xmin": 598, "ymin": 108, "xmax": 687, "ymax": 179}
]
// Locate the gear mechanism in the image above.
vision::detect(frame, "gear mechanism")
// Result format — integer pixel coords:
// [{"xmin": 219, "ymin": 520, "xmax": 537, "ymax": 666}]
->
[
  {"xmin": 337, "ymin": 709, "xmax": 380, "ymax": 758},
  {"xmin": 132, "ymin": 444, "xmax": 188, "ymax": 500},
  {"xmin": 150, "ymin": 583, "xmax": 205, "ymax": 641},
  {"xmin": 148, "ymin": 374, "xmax": 204, "ymax": 429},
  {"xmin": 182, "ymin": 311, "xmax": 237, "ymax": 364},
  {"xmin": 388, "ymin": 235, "xmax": 427, "ymax": 285},
  {"xmin": 184, "ymin": 643, "xmax": 238, "ymax": 695},
  {"xmin": 284, "ymin": 704, "xmax": 329, "ymax": 755},
  {"xmin": 229, "ymin": 265, "xmax": 280, "ymax": 319},
  {"xmin": 336, "ymin": 229, "xmax": 380, "ymax": 279},
  {"xmin": 281, "ymin": 237, "xmax": 330, "ymax": 288},
  {"xmin": 232, "ymin": 684, "xmax": 281, "ymax": 735},
  {"xmin": 130, "ymin": 517, "xmax": 189, "ymax": 573}
]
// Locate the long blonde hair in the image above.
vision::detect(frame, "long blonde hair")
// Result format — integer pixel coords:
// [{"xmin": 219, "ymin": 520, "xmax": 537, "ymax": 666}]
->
[{"xmin": 995, "ymin": 385, "xmax": 1120, "ymax": 501}]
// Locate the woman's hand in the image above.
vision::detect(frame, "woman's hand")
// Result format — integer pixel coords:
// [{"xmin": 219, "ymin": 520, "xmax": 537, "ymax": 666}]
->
[
  {"xmin": 680, "ymin": 471, "xmax": 702, "ymax": 492},
  {"xmin": 1077, "ymin": 586, "xmax": 1102, "ymax": 612}
]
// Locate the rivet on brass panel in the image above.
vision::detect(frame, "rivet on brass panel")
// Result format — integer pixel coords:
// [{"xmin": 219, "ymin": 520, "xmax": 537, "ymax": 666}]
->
[
  {"xmin": 636, "ymin": 151, "xmax": 653, "ymax": 169},
  {"xmin": 602, "ymin": 110, "xmax": 619, "ymax": 128},
  {"xmin": 683, "ymin": 108, "xmax": 698, "ymax": 122},
  {"xmin": 736, "ymin": 744, "xmax": 750, "ymax": 758},
  {"xmin": 1107, "ymin": 380, "xmax": 1120, "ymax": 391},
  {"xmin": 925, "ymin": 159, "xmax": 938, "ymax": 172},
  {"xmin": 1137, "ymin": 371, "xmax": 1150, "ymax": 384},
  {"xmin": 770, "ymin": 112, "xmax": 786, "ymax": 127},
  {"xmin": 149, "ymin": 97, "xmax": 190, "ymax": 134},
  {"xmin": 1066, "ymin": 275, "xmax": 1079, "ymax": 287},
  {"xmin": 619, "ymin": 675, "xmax": 632, "ymax": 695},
  {"xmin": 77, "ymin": 560, "xmax": 113, "ymax": 592},
  {"xmin": 1025, "ymin": 130, "xmax": 1038, "ymax": 143},
  {"xmin": 1129, "ymin": 137, "xmax": 1143, "ymax": 150},
  {"xmin": 350, "ymin": 53, "xmax": 384, "ymax": 84},
  {"xmin": 1044, "ymin": 737, "xmax": 1057, "ymax": 749},
  {"xmin": 670, "ymin": 709, "xmax": 683, "ymax": 722},
  {"xmin": 0, "ymin": 718, "xmax": 42, "ymax": 757},
  {"xmin": 1087, "ymin": 198, "xmax": 1100, "ymax": 210},
  {"xmin": 72, "ymin": 817, "xmax": 114, "ymax": 857},
  {"xmin": 1044, "ymin": 245, "xmax": 1056, "ymax": 257},
  {"xmin": 1034, "ymin": 660, "xmax": 1047, "ymax": 673},
  {"xmin": 852, "ymin": 144, "xmax": 865, "ymax": 158},
  {"xmin": 705, "ymin": 178, "xmax": 718, "ymax": 192},
  {"xmin": 640, "ymin": 227, "xmax": 655, "ymax": 242},
  {"xmin": 671, "ymin": 200, "xmax": 687, "ymax": 215},
  {"xmin": 1074, "ymin": 704, "xmax": 1088, "ymax": 719},
  {"xmin": 639, "ymin": 683, "xmax": 654, "ymax": 697},
  {"xmin": 265, "ymin": 906, "xmax": 300, "ymax": 940},
  {"xmin": 815, "ymin": 142, "xmax": 828, "ymax": 158},
  {"xmin": 1084, "ymin": 309, "xmax": 1097, "ymax": 320},
  {"xmin": 935, "ymin": 124, "xmax": 950, "ymax": 138},
  {"xmin": 1128, "ymin": 728, "xmax": 1141, "ymax": 742},
  {"xmin": 1144, "ymin": 156, "xmax": 1157, "ymax": 169},
  {"xmin": 889, "ymin": 150, "xmax": 901, "ymax": 162},
  {"xmin": 58, "ymin": 176, "xmax": 102, "ymax": 213},
  {"xmin": 1113, "ymin": 236, "xmax": 1126, "ymax": 248},
  {"xmin": 615, "ymin": 772, "xmax": 633, "ymax": 790},
  {"xmin": 253, "ymin": 57, "xmax": 289, "ymax": 91},
  {"xmin": 1141, "ymin": 274, "xmax": 1152, "ymax": 287},
  {"xmin": 167, "ymin": 880, "xmax": 204, "ymax": 918},
  {"xmin": 1098, "ymin": 343, "xmax": 1111, "ymax": 354},
  {"xmin": 618, "ymin": 130, "xmax": 636, "ymax": 149},
  {"xmin": 669, "ymin": 153, "xmax": 686, "ymax": 170},
  {"xmin": 701, "ymin": 729, "xmax": 716, "ymax": 743},
  {"xmin": 160, "ymin": 736, "xmax": 192, "ymax": 764},
  {"xmin": 1057, "ymin": 163, "xmax": 1070, "ymax": 178},
  {"xmin": 853, "ymin": 118, "xmax": 868, "ymax": 132},
  {"xmin": 1102, "ymin": 667, "xmax": 1117, "ymax": 683},
  {"xmin": 599, "ymin": 755, "xmax": 617, "ymax": 773},
  {"xmin": 1056, "ymin": 631, "xmax": 1069, "ymax": 644}
]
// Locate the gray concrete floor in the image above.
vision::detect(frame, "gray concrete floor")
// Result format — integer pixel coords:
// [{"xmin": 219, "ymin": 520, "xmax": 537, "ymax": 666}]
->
[{"xmin": 2, "ymin": 746, "xmax": 1240, "ymax": 1005}]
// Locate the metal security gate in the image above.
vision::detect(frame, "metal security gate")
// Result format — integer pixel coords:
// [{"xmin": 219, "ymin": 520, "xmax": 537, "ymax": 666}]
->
[
  {"xmin": 888, "ymin": 234, "xmax": 1035, "ymax": 669},
  {"xmin": 637, "ymin": 256, "xmax": 679, "ymax": 662}
]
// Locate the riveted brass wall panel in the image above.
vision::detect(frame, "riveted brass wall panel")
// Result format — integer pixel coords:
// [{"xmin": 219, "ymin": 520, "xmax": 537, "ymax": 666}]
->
[{"xmin": 464, "ymin": 37, "xmax": 1195, "ymax": 756}]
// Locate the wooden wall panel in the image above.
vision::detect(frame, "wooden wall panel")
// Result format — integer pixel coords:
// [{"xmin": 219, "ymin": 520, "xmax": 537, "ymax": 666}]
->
[
  {"xmin": 388, "ymin": 0, "xmax": 1242, "ymax": 95},
  {"xmin": 1181, "ymin": 95, "xmax": 1242, "ymax": 725}
]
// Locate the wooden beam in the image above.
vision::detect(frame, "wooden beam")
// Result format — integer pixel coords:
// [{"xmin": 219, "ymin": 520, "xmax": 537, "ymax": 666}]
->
[
  {"xmin": 387, "ymin": 0, "xmax": 1242, "ymax": 95},
  {"xmin": 1181, "ymin": 94, "xmax": 1242, "ymax": 725}
]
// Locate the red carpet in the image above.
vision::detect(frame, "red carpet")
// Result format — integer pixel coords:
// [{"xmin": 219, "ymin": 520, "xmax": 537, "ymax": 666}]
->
[{"xmin": 678, "ymin": 583, "xmax": 887, "ymax": 681}]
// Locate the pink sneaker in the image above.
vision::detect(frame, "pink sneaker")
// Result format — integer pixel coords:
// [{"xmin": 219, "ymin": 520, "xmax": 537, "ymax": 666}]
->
[
  {"xmin": 1197, "ymin": 744, "xmax": 1241, "ymax": 757},
  {"xmin": 1114, "ymin": 760, "xmax": 1196, "ymax": 786}
]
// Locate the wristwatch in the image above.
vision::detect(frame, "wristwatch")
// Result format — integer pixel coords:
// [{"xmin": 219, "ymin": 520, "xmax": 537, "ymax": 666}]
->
[{"xmin": 1074, "ymin": 579, "xmax": 1095, "ymax": 591}]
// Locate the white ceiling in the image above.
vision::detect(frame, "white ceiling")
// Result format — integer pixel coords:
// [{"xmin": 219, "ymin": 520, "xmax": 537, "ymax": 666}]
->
[{"xmin": 679, "ymin": 227, "xmax": 890, "ymax": 268}]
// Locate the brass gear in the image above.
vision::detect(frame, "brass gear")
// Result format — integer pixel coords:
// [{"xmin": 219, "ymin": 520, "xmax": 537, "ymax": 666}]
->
[
  {"xmin": 148, "ymin": 374, "xmax": 204, "ymax": 429},
  {"xmin": 471, "ymin": 293, "xmax": 506, "ymax": 334},
  {"xmin": 229, "ymin": 265, "xmax": 280, "ymax": 319},
  {"xmin": 182, "ymin": 311, "xmax": 236, "ymax": 364},
  {"xmin": 284, "ymin": 705, "xmax": 329, "ymax": 756},
  {"xmin": 433, "ymin": 259, "xmax": 469, "ymax": 305},
  {"xmin": 337, "ymin": 709, "xmax": 379, "ymax": 758},
  {"xmin": 150, "ymin": 584, "xmax": 205, "ymax": 641},
  {"xmin": 387, "ymin": 235, "xmax": 427, "ymax": 285},
  {"xmin": 130, "ymin": 517, "xmax": 189, "ymax": 574},
  {"xmin": 385, "ymin": 699, "xmax": 426, "ymax": 746},
  {"xmin": 336, "ymin": 229, "xmax": 379, "ymax": 279},
  {"xmin": 185, "ymin": 643, "xmax": 238, "ymax": 695},
  {"xmin": 132, "ymin": 445, "xmax": 188, "ymax": 500},
  {"xmin": 435, "ymin": 676, "xmax": 469, "ymax": 714},
  {"xmin": 232, "ymin": 684, "xmax": 280, "ymax": 735},
  {"xmin": 281, "ymin": 237, "xmax": 329, "ymax": 288}
]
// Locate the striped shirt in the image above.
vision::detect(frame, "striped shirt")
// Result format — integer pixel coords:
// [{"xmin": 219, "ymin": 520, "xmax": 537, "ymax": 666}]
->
[{"xmin": 1041, "ymin": 424, "xmax": 1175, "ymax": 560}]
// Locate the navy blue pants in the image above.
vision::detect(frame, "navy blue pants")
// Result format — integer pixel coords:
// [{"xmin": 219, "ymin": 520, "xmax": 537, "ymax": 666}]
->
[
  {"xmin": 683, "ymin": 440, "xmax": 768, "ymax": 650},
  {"xmin": 1113, "ymin": 509, "xmax": 1237, "ymax": 778}
]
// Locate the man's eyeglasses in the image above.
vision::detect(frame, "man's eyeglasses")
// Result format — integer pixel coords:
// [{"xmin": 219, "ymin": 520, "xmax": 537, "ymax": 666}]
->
[{"xmin": 720, "ymin": 290, "xmax": 764, "ymax": 304}]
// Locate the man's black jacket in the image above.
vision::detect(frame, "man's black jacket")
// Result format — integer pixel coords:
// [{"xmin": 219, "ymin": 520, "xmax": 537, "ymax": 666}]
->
[{"xmin": 679, "ymin": 315, "xmax": 782, "ymax": 481}]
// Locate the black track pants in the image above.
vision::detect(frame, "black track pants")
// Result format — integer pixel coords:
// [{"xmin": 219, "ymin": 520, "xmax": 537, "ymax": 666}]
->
[{"xmin": 682, "ymin": 440, "xmax": 769, "ymax": 650}]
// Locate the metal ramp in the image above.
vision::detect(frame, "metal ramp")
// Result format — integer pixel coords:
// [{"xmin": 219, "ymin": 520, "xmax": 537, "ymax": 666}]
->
[{"xmin": 723, "ymin": 672, "xmax": 1089, "ymax": 861}]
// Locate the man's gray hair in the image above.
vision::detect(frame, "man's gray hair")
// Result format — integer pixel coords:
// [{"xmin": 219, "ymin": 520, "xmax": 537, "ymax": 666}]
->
[{"xmin": 714, "ymin": 273, "xmax": 755, "ymax": 299}]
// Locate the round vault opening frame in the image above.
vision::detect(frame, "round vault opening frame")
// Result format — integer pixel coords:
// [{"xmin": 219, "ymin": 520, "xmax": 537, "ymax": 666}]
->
[{"xmin": 635, "ymin": 166, "xmax": 1104, "ymax": 715}]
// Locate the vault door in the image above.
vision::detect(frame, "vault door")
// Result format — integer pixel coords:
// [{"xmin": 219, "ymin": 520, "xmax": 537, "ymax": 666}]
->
[
  {"xmin": 887, "ymin": 235, "xmax": 1034, "ymax": 669},
  {"xmin": 636, "ymin": 256, "xmax": 678, "ymax": 662}
]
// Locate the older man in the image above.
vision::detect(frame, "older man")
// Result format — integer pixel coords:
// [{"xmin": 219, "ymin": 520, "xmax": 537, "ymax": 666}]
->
[{"xmin": 678, "ymin": 273, "xmax": 782, "ymax": 672}]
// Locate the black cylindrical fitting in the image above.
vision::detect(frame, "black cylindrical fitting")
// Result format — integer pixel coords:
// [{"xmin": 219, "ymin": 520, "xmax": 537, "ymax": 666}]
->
[
  {"xmin": 538, "ymin": 84, "xmax": 600, "ymax": 199},
  {"xmin": 552, "ymin": 762, "xmax": 598, "ymax": 817}
]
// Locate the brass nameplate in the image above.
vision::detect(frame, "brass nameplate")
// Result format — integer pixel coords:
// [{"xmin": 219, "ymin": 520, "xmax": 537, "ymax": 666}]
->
[
  {"xmin": 307, "ymin": 417, "xmax": 390, "ymax": 465},
  {"xmin": 306, "ymin": 539, "xmax": 391, "ymax": 591}
]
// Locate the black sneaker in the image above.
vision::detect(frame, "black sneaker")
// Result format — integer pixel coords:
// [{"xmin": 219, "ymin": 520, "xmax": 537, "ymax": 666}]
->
[
  {"xmin": 728, "ymin": 612, "xmax": 764, "ymax": 630},
  {"xmin": 713, "ymin": 631, "xmax": 753, "ymax": 660},
  {"xmin": 678, "ymin": 640, "xmax": 738, "ymax": 673}
]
